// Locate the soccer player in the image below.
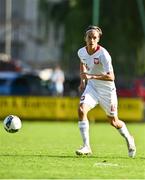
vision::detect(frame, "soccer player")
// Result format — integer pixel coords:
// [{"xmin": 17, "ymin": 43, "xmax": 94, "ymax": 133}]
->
[{"xmin": 76, "ymin": 25, "xmax": 136, "ymax": 158}]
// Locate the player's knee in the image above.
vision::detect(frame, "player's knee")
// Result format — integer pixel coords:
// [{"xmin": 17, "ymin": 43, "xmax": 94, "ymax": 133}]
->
[
  {"xmin": 78, "ymin": 105, "xmax": 85, "ymax": 119},
  {"xmin": 110, "ymin": 120, "xmax": 117, "ymax": 128},
  {"xmin": 109, "ymin": 117, "xmax": 120, "ymax": 129}
]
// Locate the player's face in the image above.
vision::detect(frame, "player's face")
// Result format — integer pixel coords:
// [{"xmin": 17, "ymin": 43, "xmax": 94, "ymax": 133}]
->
[{"xmin": 85, "ymin": 30, "xmax": 100, "ymax": 49}]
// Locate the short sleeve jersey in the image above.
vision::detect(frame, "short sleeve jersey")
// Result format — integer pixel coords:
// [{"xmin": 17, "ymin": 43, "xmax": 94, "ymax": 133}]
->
[{"xmin": 77, "ymin": 45, "xmax": 116, "ymax": 90}]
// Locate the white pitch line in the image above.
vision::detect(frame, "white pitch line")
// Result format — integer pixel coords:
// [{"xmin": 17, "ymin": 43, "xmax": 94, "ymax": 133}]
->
[{"xmin": 93, "ymin": 162, "xmax": 119, "ymax": 167}]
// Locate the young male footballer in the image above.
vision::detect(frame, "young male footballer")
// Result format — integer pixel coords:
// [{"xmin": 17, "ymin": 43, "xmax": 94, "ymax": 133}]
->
[{"xmin": 76, "ymin": 25, "xmax": 136, "ymax": 158}]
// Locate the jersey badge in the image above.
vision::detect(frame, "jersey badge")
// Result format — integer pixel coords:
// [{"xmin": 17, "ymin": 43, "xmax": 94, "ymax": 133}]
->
[{"xmin": 94, "ymin": 58, "xmax": 100, "ymax": 64}]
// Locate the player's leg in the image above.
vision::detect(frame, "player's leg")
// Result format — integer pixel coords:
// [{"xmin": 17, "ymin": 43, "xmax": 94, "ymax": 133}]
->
[
  {"xmin": 76, "ymin": 87, "xmax": 98, "ymax": 155},
  {"xmin": 99, "ymin": 90, "xmax": 136, "ymax": 158},
  {"xmin": 108, "ymin": 116, "xmax": 136, "ymax": 158},
  {"xmin": 76, "ymin": 103, "xmax": 92, "ymax": 155}
]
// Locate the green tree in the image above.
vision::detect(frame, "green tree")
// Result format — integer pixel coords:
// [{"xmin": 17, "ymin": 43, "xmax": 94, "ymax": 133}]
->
[
  {"xmin": 100, "ymin": 0, "xmax": 145, "ymax": 79},
  {"xmin": 38, "ymin": 0, "xmax": 145, "ymax": 78}
]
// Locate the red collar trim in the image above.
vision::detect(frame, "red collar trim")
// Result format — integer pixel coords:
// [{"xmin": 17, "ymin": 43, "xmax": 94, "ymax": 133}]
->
[
  {"xmin": 85, "ymin": 45, "xmax": 100, "ymax": 55},
  {"xmin": 95, "ymin": 45, "xmax": 100, "ymax": 52}
]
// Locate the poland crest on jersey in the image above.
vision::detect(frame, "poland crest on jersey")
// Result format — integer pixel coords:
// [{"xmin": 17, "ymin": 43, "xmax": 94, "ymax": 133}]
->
[{"xmin": 94, "ymin": 58, "xmax": 99, "ymax": 64}]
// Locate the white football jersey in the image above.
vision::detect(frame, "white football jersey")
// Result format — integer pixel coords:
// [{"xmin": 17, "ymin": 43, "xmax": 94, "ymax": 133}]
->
[{"xmin": 78, "ymin": 45, "xmax": 116, "ymax": 90}]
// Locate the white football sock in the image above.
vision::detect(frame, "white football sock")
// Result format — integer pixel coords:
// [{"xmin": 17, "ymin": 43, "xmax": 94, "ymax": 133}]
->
[
  {"xmin": 118, "ymin": 122, "xmax": 131, "ymax": 140},
  {"xmin": 78, "ymin": 120, "xmax": 90, "ymax": 147}
]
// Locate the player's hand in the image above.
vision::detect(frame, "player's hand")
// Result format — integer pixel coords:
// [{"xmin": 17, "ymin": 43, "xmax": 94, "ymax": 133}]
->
[{"xmin": 80, "ymin": 73, "xmax": 92, "ymax": 80}]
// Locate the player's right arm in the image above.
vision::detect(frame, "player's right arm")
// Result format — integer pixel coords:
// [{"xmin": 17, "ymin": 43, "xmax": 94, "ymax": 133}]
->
[{"xmin": 78, "ymin": 62, "xmax": 87, "ymax": 92}]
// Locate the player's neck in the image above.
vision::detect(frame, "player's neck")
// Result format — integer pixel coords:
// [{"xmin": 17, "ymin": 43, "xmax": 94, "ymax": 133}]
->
[{"xmin": 86, "ymin": 45, "xmax": 100, "ymax": 55}]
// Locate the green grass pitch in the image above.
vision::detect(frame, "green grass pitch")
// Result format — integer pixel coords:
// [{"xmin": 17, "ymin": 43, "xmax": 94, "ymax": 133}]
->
[{"xmin": 0, "ymin": 121, "xmax": 145, "ymax": 179}]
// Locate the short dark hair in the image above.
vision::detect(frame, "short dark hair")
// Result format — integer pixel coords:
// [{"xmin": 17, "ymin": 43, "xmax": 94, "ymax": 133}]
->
[{"xmin": 85, "ymin": 25, "xmax": 102, "ymax": 37}]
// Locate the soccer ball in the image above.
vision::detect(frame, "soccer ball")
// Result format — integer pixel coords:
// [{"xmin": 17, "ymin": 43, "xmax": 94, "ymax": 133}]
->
[{"xmin": 3, "ymin": 115, "xmax": 22, "ymax": 133}]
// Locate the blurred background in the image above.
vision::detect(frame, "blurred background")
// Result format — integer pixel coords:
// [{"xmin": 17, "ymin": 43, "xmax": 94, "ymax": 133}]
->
[{"xmin": 0, "ymin": 0, "xmax": 145, "ymax": 121}]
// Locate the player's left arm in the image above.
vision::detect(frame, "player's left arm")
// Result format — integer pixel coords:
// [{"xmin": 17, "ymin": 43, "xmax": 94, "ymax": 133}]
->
[
  {"xmin": 80, "ymin": 71, "xmax": 115, "ymax": 81},
  {"xmin": 92, "ymin": 71, "xmax": 115, "ymax": 81}
]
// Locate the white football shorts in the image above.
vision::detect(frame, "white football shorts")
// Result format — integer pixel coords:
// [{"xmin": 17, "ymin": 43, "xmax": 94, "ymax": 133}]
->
[{"xmin": 80, "ymin": 84, "xmax": 118, "ymax": 117}]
